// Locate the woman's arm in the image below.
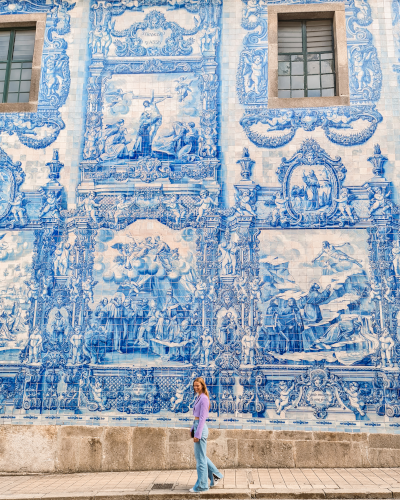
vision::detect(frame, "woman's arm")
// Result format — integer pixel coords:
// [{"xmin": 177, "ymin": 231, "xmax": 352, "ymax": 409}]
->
[{"xmin": 194, "ymin": 395, "xmax": 208, "ymax": 439}]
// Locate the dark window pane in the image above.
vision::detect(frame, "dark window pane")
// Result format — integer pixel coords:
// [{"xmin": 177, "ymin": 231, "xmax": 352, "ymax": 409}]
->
[
  {"xmin": 321, "ymin": 74, "xmax": 334, "ymax": 88},
  {"xmin": 18, "ymin": 92, "xmax": 29, "ymax": 102},
  {"xmin": 9, "ymin": 69, "xmax": 20, "ymax": 80},
  {"xmin": 278, "ymin": 76, "xmax": 290, "ymax": 89},
  {"xmin": 291, "ymin": 76, "xmax": 304, "ymax": 89},
  {"xmin": 0, "ymin": 63, "xmax": 6, "ymax": 70},
  {"xmin": 308, "ymin": 75, "xmax": 320, "ymax": 89},
  {"xmin": 0, "ymin": 32, "xmax": 10, "ymax": 60},
  {"xmin": 291, "ymin": 54, "xmax": 303, "ymax": 61},
  {"xmin": 8, "ymin": 81, "xmax": 19, "ymax": 92},
  {"xmin": 307, "ymin": 61, "xmax": 319, "ymax": 74},
  {"xmin": 0, "ymin": 70, "xmax": 6, "ymax": 80},
  {"xmin": 321, "ymin": 59, "xmax": 333, "ymax": 73},
  {"xmin": 322, "ymin": 87, "xmax": 335, "ymax": 96},
  {"xmin": 291, "ymin": 61, "xmax": 304, "ymax": 75},
  {"xmin": 7, "ymin": 93, "xmax": 18, "ymax": 103},
  {"xmin": 277, "ymin": 20, "xmax": 336, "ymax": 100},
  {"xmin": 0, "ymin": 95, "xmax": 3, "ymax": 103},
  {"xmin": 21, "ymin": 68, "xmax": 32, "ymax": 80},
  {"xmin": 278, "ymin": 61, "xmax": 290, "ymax": 76},
  {"xmin": 22, "ymin": 62, "xmax": 32, "ymax": 68},
  {"xmin": 0, "ymin": 82, "xmax": 4, "ymax": 93},
  {"xmin": 12, "ymin": 31, "xmax": 35, "ymax": 61},
  {"xmin": 10, "ymin": 62, "xmax": 21, "ymax": 69},
  {"xmin": 20, "ymin": 80, "xmax": 30, "ymax": 92}
]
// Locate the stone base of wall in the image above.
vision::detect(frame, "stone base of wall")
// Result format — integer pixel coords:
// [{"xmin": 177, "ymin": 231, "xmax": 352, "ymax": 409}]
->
[{"xmin": 1, "ymin": 425, "xmax": 400, "ymax": 473}]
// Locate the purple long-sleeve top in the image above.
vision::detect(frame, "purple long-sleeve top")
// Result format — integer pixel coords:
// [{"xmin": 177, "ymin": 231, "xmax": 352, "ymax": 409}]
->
[{"xmin": 192, "ymin": 393, "xmax": 209, "ymax": 439}]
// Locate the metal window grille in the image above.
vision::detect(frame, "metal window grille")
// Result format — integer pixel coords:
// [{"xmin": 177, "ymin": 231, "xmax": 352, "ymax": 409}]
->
[
  {"xmin": 278, "ymin": 19, "xmax": 336, "ymax": 98},
  {"xmin": 0, "ymin": 28, "xmax": 35, "ymax": 104}
]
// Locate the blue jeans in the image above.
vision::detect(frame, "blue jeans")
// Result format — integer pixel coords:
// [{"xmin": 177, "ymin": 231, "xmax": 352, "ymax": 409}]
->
[{"xmin": 192, "ymin": 420, "xmax": 223, "ymax": 492}]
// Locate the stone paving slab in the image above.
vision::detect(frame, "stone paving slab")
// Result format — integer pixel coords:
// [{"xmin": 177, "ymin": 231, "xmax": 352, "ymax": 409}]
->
[
  {"xmin": 4, "ymin": 490, "xmax": 400, "ymax": 500},
  {"xmin": 1, "ymin": 469, "xmax": 400, "ymax": 499}
]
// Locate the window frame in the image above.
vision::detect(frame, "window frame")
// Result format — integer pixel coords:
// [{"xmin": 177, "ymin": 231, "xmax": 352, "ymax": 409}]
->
[
  {"xmin": 268, "ymin": 3, "xmax": 349, "ymax": 109},
  {"xmin": 278, "ymin": 19, "xmax": 336, "ymax": 99},
  {"xmin": 0, "ymin": 14, "xmax": 46, "ymax": 113},
  {"xmin": 0, "ymin": 27, "xmax": 36, "ymax": 104}
]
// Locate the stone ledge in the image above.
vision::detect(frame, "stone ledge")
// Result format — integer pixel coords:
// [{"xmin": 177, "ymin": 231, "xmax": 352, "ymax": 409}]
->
[
  {"xmin": 323, "ymin": 489, "xmax": 392, "ymax": 499},
  {"xmin": 1, "ymin": 489, "xmax": 400, "ymax": 500},
  {"xmin": 43, "ymin": 495, "xmax": 99, "ymax": 500},
  {"xmin": 0, "ymin": 496, "xmax": 45, "ymax": 500},
  {"xmin": 254, "ymin": 489, "xmax": 326, "ymax": 498},
  {"xmin": 95, "ymin": 493, "xmax": 149, "ymax": 500},
  {"xmin": 148, "ymin": 489, "xmax": 251, "ymax": 499},
  {"xmin": 0, "ymin": 492, "xmax": 251, "ymax": 500}
]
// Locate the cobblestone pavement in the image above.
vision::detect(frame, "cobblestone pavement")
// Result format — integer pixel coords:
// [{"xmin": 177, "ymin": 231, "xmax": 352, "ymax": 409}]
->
[{"xmin": 0, "ymin": 468, "xmax": 400, "ymax": 499}]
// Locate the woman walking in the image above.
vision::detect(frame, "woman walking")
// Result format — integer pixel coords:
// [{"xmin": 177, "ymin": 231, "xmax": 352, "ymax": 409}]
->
[{"xmin": 190, "ymin": 377, "xmax": 223, "ymax": 493}]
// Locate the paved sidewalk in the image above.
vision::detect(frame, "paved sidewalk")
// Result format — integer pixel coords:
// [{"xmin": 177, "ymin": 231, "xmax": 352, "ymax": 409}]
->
[{"xmin": 1, "ymin": 468, "xmax": 400, "ymax": 499}]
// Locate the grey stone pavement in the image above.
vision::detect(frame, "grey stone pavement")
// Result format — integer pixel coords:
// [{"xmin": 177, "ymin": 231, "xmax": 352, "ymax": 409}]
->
[{"xmin": 1, "ymin": 469, "xmax": 400, "ymax": 500}]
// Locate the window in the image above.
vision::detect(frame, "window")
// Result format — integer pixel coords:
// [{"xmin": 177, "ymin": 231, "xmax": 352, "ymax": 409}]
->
[
  {"xmin": 267, "ymin": 3, "xmax": 349, "ymax": 109},
  {"xmin": 0, "ymin": 14, "xmax": 46, "ymax": 113},
  {"xmin": 278, "ymin": 20, "xmax": 335, "ymax": 98},
  {"xmin": 0, "ymin": 29, "xmax": 35, "ymax": 103}
]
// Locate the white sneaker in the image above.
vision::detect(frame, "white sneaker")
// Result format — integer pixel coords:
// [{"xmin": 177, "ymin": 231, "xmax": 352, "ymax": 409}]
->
[
  {"xmin": 211, "ymin": 474, "xmax": 222, "ymax": 488},
  {"xmin": 189, "ymin": 488, "xmax": 198, "ymax": 493}
]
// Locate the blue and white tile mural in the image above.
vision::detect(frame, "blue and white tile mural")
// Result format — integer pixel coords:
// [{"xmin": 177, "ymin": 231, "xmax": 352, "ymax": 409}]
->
[
  {"xmin": 238, "ymin": 0, "xmax": 383, "ymax": 148},
  {"xmin": 0, "ymin": 0, "xmax": 399, "ymax": 433},
  {"xmin": 0, "ymin": 0, "xmax": 74, "ymax": 149}
]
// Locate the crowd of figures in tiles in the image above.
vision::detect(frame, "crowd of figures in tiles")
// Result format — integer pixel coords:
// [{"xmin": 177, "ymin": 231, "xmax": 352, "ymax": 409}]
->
[{"xmin": 0, "ymin": 0, "xmax": 398, "ymax": 427}]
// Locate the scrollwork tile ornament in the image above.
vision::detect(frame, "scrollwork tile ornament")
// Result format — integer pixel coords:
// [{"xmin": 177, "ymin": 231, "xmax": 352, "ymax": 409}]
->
[
  {"xmin": 0, "ymin": 138, "xmax": 398, "ymax": 427},
  {"xmin": 0, "ymin": 0, "xmax": 75, "ymax": 149},
  {"xmin": 237, "ymin": 0, "xmax": 383, "ymax": 148},
  {"xmin": 0, "ymin": 1, "xmax": 396, "ymax": 433},
  {"xmin": 111, "ymin": 10, "xmax": 199, "ymax": 57},
  {"xmin": 264, "ymin": 367, "xmax": 370, "ymax": 420},
  {"xmin": 79, "ymin": 0, "xmax": 222, "ymax": 202}
]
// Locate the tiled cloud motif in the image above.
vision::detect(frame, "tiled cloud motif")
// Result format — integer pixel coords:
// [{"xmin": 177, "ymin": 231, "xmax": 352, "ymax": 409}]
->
[
  {"xmin": 0, "ymin": 135, "xmax": 399, "ymax": 424},
  {"xmin": 258, "ymin": 229, "xmax": 374, "ymax": 366},
  {"xmin": 0, "ymin": 0, "xmax": 398, "ymax": 429},
  {"xmin": 79, "ymin": 0, "xmax": 221, "ymax": 203},
  {"xmin": 0, "ymin": 232, "xmax": 33, "ymax": 356},
  {"xmin": 90, "ymin": 221, "xmax": 198, "ymax": 366},
  {"xmin": 238, "ymin": 0, "xmax": 383, "ymax": 148}
]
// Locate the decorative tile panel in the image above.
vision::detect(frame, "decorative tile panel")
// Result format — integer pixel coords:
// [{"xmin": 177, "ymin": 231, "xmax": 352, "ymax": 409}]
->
[{"xmin": 0, "ymin": 0, "xmax": 397, "ymax": 433}]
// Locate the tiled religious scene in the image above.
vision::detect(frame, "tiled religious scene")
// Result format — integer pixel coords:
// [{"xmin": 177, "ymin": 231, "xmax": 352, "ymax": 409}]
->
[{"xmin": 0, "ymin": 0, "xmax": 400, "ymax": 436}]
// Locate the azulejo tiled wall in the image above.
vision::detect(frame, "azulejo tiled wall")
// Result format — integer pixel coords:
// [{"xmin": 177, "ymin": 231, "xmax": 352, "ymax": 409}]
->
[{"xmin": 0, "ymin": 0, "xmax": 399, "ymax": 434}]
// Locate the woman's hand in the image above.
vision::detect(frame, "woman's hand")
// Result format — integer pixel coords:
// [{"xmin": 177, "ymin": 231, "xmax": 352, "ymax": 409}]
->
[{"xmin": 194, "ymin": 437, "xmax": 199, "ymax": 442}]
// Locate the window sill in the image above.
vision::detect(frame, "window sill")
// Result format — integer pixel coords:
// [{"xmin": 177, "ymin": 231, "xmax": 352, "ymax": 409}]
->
[
  {"xmin": 0, "ymin": 102, "xmax": 38, "ymax": 113},
  {"xmin": 268, "ymin": 95, "xmax": 350, "ymax": 109}
]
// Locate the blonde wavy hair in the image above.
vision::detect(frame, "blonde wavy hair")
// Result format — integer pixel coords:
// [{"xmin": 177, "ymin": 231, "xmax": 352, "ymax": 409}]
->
[{"xmin": 193, "ymin": 377, "xmax": 211, "ymax": 410}]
